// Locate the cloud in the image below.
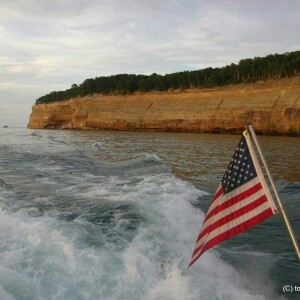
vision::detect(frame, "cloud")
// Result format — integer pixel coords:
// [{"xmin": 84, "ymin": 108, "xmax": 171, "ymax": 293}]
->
[{"xmin": 0, "ymin": 0, "xmax": 299, "ymax": 126}]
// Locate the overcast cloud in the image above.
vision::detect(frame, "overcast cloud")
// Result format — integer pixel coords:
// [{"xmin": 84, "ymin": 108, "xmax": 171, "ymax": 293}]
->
[{"xmin": 0, "ymin": 0, "xmax": 299, "ymax": 127}]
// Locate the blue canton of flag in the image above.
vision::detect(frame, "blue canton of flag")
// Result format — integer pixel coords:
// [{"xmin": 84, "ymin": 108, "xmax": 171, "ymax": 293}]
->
[{"xmin": 222, "ymin": 136, "xmax": 257, "ymax": 194}]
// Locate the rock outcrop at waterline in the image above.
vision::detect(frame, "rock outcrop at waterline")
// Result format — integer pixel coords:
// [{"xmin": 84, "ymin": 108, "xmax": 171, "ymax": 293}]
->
[{"xmin": 28, "ymin": 77, "xmax": 300, "ymax": 135}]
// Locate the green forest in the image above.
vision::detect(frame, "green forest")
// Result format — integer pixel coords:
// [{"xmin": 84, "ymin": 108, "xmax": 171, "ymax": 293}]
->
[{"xmin": 36, "ymin": 51, "xmax": 300, "ymax": 104}]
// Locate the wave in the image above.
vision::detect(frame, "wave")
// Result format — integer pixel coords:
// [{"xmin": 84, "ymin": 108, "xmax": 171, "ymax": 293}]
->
[
  {"xmin": 94, "ymin": 142, "xmax": 110, "ymax": 153},
  {"xmin": 0, "ymin": 169, "xmax": 280, "ymax": 299},
  {"xmin": 0, "ymin": 129, "xmax": 289, "ymax": 299},
  {"xmin": 30, "ymin": 132, "xmax": 43, "ymax": 137}
]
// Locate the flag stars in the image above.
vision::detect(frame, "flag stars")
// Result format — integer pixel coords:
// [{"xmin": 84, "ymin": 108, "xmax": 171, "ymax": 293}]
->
[{"xmin": 222, "ymin": 136, "xmax": 257, "ymax": 194}]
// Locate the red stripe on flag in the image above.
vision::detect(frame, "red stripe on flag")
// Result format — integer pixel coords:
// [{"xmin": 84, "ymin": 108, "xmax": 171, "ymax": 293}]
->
[
  {"xmin": 212, "ymin": 186, "xmax": 223, "ymax": 202},
  {"xmin": 192, "ymin": 195, "xmax": 268, "ymax": 255},
  {"xmin": 204, "ymin": 182, "xmax": 262, "ymax": 224},
  {"xmin": 200, "ymin": 187, "xmax": 223, "ymax": 220},
  {"xmin": 210, "ymin": 195, "xmax": 269, "ymax": 232},
  {"xmin": 200, "ymin": 186, "xmax": 224, "ymax": 223},
  {"xmin": 196, "ymin": 183, "xmax": 262, "ymax": 243},
  {"xmin": 189, "ymin": 207, "xmax": 273, "ymax": 267},
  {"xmin": 197, "ymin": 195, "xmax": 268, "ymax": 242}
]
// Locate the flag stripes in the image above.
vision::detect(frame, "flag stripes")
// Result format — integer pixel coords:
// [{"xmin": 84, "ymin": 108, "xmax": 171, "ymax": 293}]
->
[
  {"xmin": 195, "ymin": 191, "xmax": 268, "ymax": 251},
  {"xmin": 195, "ymin": 178, "xmax": 261, "ymax": 244},
  {"xmin": 190, "ymin": 179, "xmax": 271, "ymax": 264},
  {"xmin": 202, "ymin": 181, "xmax": 262, "ymax": 232},
  {"xmin": 189, "ymin": 131, "xmax": 277, "ymax": 267},
  {"xmin": 190, "ymin": 207, "xmax": 273, "ymax": 266}
]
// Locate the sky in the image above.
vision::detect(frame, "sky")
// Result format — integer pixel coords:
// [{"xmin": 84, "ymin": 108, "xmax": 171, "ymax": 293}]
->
[{"xmin": 0, "ymin": 0, "xmax": 300, "ymax": 127}]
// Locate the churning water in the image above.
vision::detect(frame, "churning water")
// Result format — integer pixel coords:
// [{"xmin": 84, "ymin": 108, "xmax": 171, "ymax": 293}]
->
[{"xmin": 0, "ymin": 128, "xmax": 299, "ymax": 300}]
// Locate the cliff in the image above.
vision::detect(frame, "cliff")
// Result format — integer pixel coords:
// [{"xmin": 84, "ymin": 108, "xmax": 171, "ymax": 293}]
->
[{"xmin": 28, "ymin": 77, "xmax": 300, "ymax": 135}]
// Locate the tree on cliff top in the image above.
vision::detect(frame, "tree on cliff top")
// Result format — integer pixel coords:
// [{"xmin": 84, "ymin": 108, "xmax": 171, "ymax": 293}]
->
[{"xmin": 35, "ymin": 50, "xmax": 300, "ymax": 105}]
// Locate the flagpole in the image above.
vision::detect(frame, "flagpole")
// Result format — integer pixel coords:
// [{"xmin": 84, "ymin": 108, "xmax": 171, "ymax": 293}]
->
[{"xmin": 247, "ymin": 124, "xmax": 300, "ymax": 262}]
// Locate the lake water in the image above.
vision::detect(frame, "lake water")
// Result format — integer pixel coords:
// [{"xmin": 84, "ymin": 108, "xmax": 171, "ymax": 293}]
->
[{"xmin": 0, "ymin": 128, "xmax": 299, "ymax": 300}]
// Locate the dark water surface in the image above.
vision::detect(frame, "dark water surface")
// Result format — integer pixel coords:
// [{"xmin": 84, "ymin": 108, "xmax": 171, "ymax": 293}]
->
[{"xmin": 0, "ymin": 128, "xmax": 299, "ymax": 300}]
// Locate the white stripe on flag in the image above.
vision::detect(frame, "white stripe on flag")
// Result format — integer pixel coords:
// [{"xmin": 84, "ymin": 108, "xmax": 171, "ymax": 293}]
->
[
  {"xmin": 243, "ymin": 131, "xmax": 277, "ymax": 213},
  {"xmin": 197, "ymin": 188, "xmax": 266, "ymax": 241},
  {"xmin": 204, "ymin": 177, "xmax": 260, "ymax": 221},
  {"xmin": 191, "ymin": 201, "xmax": 271, "ymax": 261}
]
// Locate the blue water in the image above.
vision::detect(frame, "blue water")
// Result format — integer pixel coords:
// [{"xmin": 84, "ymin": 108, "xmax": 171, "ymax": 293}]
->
[{"xmin": 0, "ymin": 128, "xmax": 299, "ymax": 300}]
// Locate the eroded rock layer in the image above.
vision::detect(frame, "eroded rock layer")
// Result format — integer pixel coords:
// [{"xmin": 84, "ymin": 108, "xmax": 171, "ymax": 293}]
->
[{"xmin": 28, "ymin": 78, "xmax": 300, "ymax": 135}]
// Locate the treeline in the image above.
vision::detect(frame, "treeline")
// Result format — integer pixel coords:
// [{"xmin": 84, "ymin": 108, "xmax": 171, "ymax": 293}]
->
[{"xmin": 36, "ymin": 51, "xmax": 300, "ymax": 104}]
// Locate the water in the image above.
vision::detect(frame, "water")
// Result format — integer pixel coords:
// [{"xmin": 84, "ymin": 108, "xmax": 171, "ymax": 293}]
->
[{"xmin": 0, "ymin": 128, "xmax": 299, "ymax": 300}]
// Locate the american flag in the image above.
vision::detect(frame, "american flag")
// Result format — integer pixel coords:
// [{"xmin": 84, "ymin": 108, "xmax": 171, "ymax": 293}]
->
[{"xmin": 189, "ymin": 130, "xmax": 277, "ymax": 267}]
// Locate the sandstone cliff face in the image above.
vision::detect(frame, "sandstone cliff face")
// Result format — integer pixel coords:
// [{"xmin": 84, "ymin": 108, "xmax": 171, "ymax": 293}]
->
[{"xmin": 28, "ymin": 78, "xmax": 300, "ymax": 135}]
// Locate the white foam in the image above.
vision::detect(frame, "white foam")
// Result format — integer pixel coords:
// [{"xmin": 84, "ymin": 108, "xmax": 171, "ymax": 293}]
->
[{"xmin": 0, "ymin": 173, "xmax": 280, "ymax": 299}]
